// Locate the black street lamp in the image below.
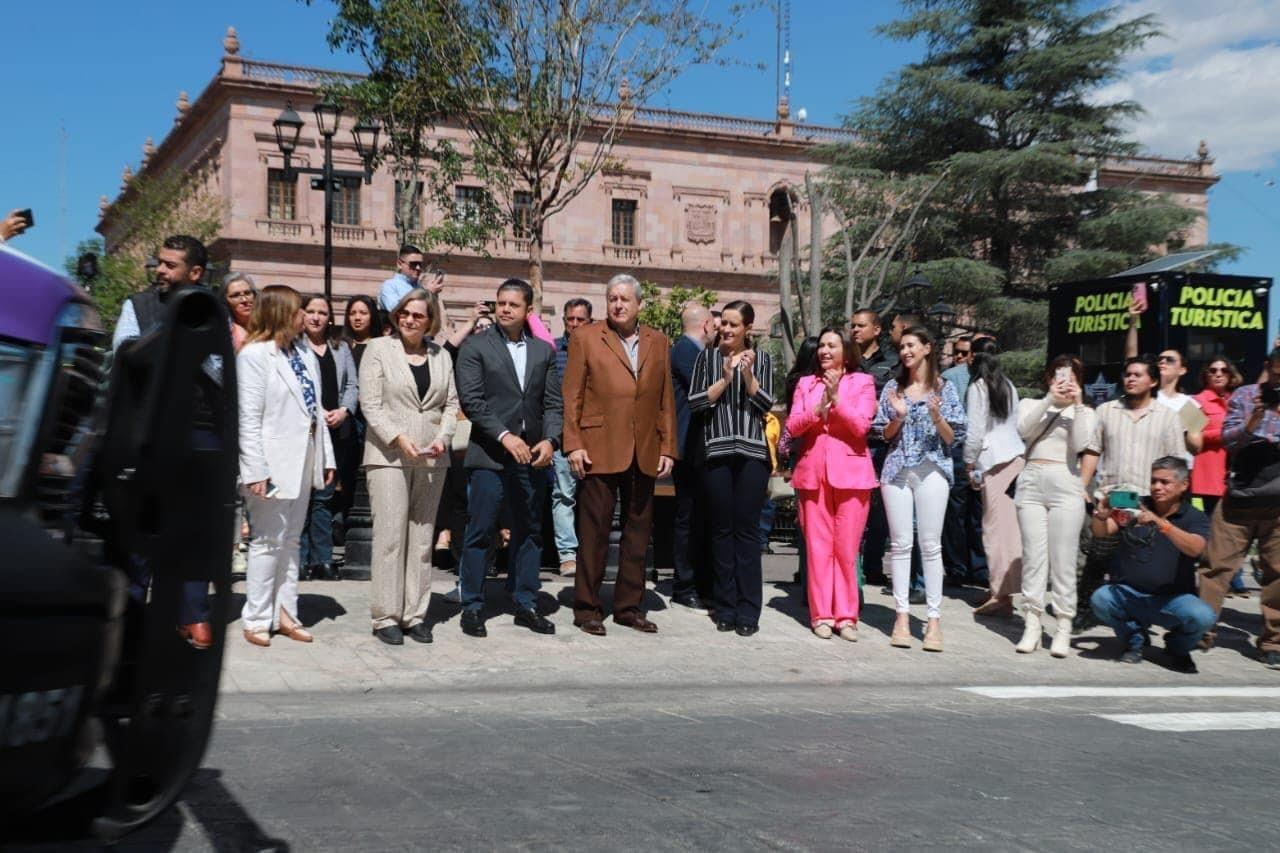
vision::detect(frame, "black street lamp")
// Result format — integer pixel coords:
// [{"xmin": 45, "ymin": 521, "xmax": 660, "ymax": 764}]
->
[
  {"xmin": 270, "ymin": 100, "xmax": 381, "ymax": 301},
  {"xmin": 899, "ymin": 269, "xmax": 933, "ymax": 311},
  {"xmin": 927, "ymin": 301, "xmax": 957, "ymax": 328}
]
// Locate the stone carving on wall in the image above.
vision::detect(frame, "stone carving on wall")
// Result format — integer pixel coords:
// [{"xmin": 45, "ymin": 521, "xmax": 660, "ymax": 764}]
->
[{"xmin": 686, "ymin": 204, "xmax": 718, "ymax": 244}]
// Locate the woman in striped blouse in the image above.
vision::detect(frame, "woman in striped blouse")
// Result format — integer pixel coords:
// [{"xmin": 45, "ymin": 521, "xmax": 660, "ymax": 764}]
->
[{"xmin": 689, "ymin": 301, "xmax": 775, "ymax": 636}]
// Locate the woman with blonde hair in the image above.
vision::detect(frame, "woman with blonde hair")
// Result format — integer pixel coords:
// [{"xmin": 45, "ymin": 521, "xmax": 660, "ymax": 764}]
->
[
  {"xmin": 359, "ymin": 288, "xmax": 459, "ymax": 645},
  {"xmin": 220, "ymin": 272, "xmax": 257, "ymax": 352},
  {"xmin": 237, "ymin": 285, "xmax": 336, "ymax": 647}
]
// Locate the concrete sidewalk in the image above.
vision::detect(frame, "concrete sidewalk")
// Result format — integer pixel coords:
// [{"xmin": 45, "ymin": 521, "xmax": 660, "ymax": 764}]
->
[{"xmin": 220, "ymin": 546, "xmax": 1276, "ymax": 699}]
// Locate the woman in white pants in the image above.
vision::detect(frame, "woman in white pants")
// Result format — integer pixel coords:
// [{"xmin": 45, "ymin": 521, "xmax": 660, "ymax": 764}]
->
[
  {"xmin": 872, "ymin": 325, "xmax": 966, "ymax": 652},
  {"xmin": 1013, "ymin": 355, "xmax": 1094, "ymax": 657},
  {"xmin": 237, "ymin": 285, "xmax": 336, "ymax": 647},
  {"xmin": 965, "ymin": 338, "xmax": 1025, "ymax": 617}
]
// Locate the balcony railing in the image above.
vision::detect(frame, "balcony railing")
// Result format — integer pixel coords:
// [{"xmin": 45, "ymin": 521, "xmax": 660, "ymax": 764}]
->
[
  {"xmin": 333, "ymin": 225, "xmax": 377, "ymax": 243},
  {"xmin": 255, "ymin": 218, "xmax": 315, "ymax": 238}
]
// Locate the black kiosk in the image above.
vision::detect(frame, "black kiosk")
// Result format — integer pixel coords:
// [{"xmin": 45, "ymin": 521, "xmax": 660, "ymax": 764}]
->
[{"xmin": 1047, "ymin": 265, "xmax": 1273, "ymax": 403}]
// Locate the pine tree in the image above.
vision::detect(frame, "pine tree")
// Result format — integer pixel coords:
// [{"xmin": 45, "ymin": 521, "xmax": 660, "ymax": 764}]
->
[{"xmin": 821, "ymin": 0, "xmax": 1218, "ymax": 381}]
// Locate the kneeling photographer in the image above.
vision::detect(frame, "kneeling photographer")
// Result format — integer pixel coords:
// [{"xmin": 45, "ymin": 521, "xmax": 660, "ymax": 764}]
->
[{"xmin": 1089, "ymin": 457, "xmax": 1215, "ymax": 673}]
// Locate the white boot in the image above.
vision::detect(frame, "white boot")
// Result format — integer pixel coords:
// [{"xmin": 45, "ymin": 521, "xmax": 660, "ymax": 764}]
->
[
  {"xmin": 1050, "ymin": 616, "xmax": 1072, "ymax": 658},
  {"xmin": 1016, "ymin": 611, "xmax": 1042, "ymax": 654}
]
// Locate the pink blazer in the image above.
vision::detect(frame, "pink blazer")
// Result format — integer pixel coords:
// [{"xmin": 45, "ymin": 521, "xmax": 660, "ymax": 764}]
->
[{"xmin": 785, "ymin": 372, "xmax": 878, "ymax": 491}]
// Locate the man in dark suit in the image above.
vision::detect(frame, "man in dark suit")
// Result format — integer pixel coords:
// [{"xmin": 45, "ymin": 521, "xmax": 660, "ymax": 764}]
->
[
  {"xmin": 454, "ymin": 279, "xmax": 563, "ymax": 637},
  {"xmin": 669, "ymin": 302, "xmax": 716, "ymax": 611}
]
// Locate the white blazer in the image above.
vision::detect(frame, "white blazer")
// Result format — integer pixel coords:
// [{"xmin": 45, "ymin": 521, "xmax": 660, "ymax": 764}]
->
[{"xmin": 237, "ymin": 340, "xmax": 335, "ymax": 500}]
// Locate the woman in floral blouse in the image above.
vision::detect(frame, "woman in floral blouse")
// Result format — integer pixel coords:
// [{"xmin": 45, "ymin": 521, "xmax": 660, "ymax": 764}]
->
[{"xmin": 872, "ymin": 324, "xmax": 966, "ymax": 652}]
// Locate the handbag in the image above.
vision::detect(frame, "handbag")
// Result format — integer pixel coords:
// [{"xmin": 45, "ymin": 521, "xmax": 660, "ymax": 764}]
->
[{"xmin": 768, "ymin": 474, "xmax": 795, "ymax": 500}]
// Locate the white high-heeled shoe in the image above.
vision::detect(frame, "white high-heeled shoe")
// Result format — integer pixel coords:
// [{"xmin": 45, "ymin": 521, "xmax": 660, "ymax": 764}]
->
[{"xmin": 1016, "ymin": 611, "xmax": 1042, "ymax": 654}]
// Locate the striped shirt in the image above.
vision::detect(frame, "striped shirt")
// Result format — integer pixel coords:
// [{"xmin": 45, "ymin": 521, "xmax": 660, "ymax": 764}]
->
[
  {"xmin": 1085, "ymin": 398, "xmax": 1185, "ymax": 494},
  {"xmin": 688, "ymin": 348, "xmax": 775, "ymax": 462}
]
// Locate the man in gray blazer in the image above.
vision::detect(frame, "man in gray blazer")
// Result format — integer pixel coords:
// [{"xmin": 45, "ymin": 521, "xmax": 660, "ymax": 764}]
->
[{"xmin": 454, "ymin": 278, "xmax": 563, "ymax": 636}]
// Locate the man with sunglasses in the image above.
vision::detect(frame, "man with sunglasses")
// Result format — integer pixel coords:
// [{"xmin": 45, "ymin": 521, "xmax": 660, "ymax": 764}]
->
[
  {"xmin": 1089, "ymin": 456, "xmax": 1214, "ymax": 673},
  {"xmin": 378, "ymin": 244, "xmax": 445, "ymax": 315}
]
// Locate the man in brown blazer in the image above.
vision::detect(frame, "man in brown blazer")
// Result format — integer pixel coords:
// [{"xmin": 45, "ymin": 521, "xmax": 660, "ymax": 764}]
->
[{"xmin": 562, "ymin": 274, "xmax": 677, "ymax": 635}]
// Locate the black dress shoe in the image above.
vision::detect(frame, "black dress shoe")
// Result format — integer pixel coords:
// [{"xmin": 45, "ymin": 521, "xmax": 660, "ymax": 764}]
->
[
  {"xmin": 715, "ymin": 620, "xmax": 736, "ymax": 632},
  {"xmin": 300, "ymin": 564, "xmax": 315, "ymax": 582},
  {"xmin": 515, "ymin": 608, "xmax": 556, "ymax": 635},
  {"xmin": 1168, "ymin": 651, "xmax": 1198, "ymax": 674},
  {"xmin": 461, "ymin": 610, "xmax": 487, "ymax": 638},
  {"xmin": 735, "ymin": 624, "xmax": 759, "ymax": 637},
  {"xmin": 374, "ymin": 625, "xmax": 404, "ymax": 645},
  {"xmin": 317, "ymin": 562, "xmax": 341, "ymax": 581},
  {"xmin": 671, "ymin": 593, "xmax": 710, "ymax": 614},
  {"xmin": 407, "ymin": 623, "xmax": 433, "ymax": 644}
]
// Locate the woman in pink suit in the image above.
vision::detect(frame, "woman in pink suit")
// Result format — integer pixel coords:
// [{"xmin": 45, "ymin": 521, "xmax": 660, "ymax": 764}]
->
[{"xmin": 785, "ymin": 327, "xmax": 879, "ymax": 641}]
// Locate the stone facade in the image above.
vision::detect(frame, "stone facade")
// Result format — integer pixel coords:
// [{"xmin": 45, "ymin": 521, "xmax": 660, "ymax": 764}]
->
[{"xmin": 98, "ymin": 29, "xmax": 1220, "ymax": 336}]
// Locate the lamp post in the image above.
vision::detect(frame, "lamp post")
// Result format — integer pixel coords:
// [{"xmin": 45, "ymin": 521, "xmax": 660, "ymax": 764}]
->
[{"xmin": 272, "ymin": 100, "xmax": 380, "ymax": 301}]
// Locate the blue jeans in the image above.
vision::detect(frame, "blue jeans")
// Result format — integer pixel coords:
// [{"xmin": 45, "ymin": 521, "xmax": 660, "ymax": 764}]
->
[
  {"xmin": 459, "ymin": 464, "xmax": 546, "ymax": 613},
  {"xmin": 759, "ymin": 497, "xmax": 776, "ymax": 547},
  {"xmin": 550, "ymin": 451, "xmax": 578, "ymax": 563},
  {"xmin": 301, "ymin": 479, "xmax": 337, "ymax": 566},
  {"xmin": 1091, "ymin": 583, "xmax": 1216, "ymax": 656}
]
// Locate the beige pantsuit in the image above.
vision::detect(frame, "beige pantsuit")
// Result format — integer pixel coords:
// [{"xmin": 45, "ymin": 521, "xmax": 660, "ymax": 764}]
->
[{"xmin": 359, "ymin": 336, "xmax": 459, "ymax": 631}]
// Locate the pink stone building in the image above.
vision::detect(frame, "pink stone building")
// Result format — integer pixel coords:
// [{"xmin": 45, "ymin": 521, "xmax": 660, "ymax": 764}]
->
[{"xmin": 98, "ymin": 29, "xmax": 1220, "ymax": 337}]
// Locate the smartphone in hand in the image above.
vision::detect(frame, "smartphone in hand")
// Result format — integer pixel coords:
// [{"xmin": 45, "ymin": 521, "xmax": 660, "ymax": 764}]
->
[{"xmin": 1131, "ymin": 280, "xmax": 1148, "ymax": 313}]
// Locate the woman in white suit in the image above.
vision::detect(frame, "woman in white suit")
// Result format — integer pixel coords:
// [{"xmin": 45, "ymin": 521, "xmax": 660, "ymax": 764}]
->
[
  {"xmin": 360, "ymin": 288, "xmax": 459, "ymax": 645},
  {"xmin": 238, "ymin": 285, "xmax": 336, "ymax": 647}
]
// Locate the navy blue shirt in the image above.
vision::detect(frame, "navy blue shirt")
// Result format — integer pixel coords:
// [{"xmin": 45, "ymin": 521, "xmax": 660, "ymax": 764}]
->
[{"xmin": 1110, "ymin": 499, "xmax": 1209, "ymax": 596}]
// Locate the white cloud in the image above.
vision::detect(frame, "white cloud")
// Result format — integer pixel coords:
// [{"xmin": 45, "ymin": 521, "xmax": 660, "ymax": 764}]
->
[{"xmin": 1098, "ymin": 0, "xmax": 1280, "ymax": 171}]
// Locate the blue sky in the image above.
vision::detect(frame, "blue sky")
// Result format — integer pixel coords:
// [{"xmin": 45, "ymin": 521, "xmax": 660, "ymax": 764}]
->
[{"xmin": 5, "ymin": 0, "xmax": 1277, "ymax": 333}]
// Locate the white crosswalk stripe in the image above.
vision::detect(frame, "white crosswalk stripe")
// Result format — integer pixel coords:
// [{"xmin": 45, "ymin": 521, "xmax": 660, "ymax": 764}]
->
[
  {"xmin": 959, "ymin": 685, "xmax": 1280, "ymax": 732},
  {"xmin": 961, "ymin": 686, "xmax": 1280, "ymax": 700},
  {"xmin": 1097, "ymin": 712, "xmax": 1280, "ymax": 732}
]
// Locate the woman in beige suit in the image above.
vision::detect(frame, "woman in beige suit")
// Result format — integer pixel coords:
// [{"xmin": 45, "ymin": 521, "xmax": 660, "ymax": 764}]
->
[{"xmin": 359, "ymin": 288, "xmax": 459, "ymax": 645}]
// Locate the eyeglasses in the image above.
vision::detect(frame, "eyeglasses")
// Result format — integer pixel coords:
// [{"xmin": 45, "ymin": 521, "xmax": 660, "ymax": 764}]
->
[
  {"xmin": 953, "ymin": 349, "xmax": 970, "ymax": 357},
  {"xmin": 405, "ymin": 260, "xmax": 424, "ymax": 270},
  {"xmin": 399, "ymin": 311, "xmax": 429, "ymax": 321},
  {"xmin": 1157, "ymin": 355, "xmax": 1179, "ymax": 364},
  {"xmin": 1206, "ymin": 367, "xmax": 1229, "ymax": 375},
  {"xmin": 227, "ymin": 291, "xmax": 254, "ymax": 301}
]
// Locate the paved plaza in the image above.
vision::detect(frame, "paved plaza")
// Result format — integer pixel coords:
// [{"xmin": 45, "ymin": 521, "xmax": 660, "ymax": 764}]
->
[{"xmin": 24, "ymin": 550, "xmax": 1280, "ymax": 850}]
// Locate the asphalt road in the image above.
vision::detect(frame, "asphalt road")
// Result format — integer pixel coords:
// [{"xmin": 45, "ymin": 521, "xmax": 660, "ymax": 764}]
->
[{"xmin": 30, "ymin": 680, "xmax": 1279, "ymax": 852}]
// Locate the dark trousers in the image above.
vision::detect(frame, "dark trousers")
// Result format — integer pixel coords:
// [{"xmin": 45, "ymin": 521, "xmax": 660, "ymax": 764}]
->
[
  {"xmin": 672, "ymin": 459, "xmax": 712, "ymax": 599},
  {"xmin": 705, "ymin": 455, "xmax": 769, "ymax": 627},
  {"xmin": 574, "ymin": 458, "xmax": 654, "ymax": 623},
  {"xmin": 301, "ymin": 479, "xmax": 338, "ymax": 567},
  {"xmin": 458, "ymin": 464, "xmax": 545, "ymax": 613},
  {"xmin": 942, "ymin": 459, "xmax": 987, "ymax": 581}
]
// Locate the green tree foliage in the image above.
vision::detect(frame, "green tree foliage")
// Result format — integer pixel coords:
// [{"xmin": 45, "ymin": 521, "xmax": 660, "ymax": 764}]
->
[
  {"xmin": 819, "ymin": 0, "xmax": 1219, "ymax": 385},
  {"xmin": 637, "ymin": 281, "xmax": 717, "ymax": 341},
  {"xmin": 68, "ymin": 169, "xmax": 224, "ymax": 329},
  {"xmin": 321, "ymin": 0, "xmax": 752, "ymax": 305}
]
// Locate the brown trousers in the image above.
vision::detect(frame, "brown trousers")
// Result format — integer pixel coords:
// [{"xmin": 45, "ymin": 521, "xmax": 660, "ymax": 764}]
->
[
  {"xmin": 574, "ymin": 458, "xmax": 654, "ymax": 623},
  {"xmin": 1200, "ymin": 499, "xmax": 1280, "ymax": 653}
]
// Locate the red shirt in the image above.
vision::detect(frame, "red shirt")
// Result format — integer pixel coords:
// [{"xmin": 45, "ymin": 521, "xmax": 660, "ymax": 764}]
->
[{"xmin": 1191, "ymin": 388, "xmax": 1230, "ymax": 497}]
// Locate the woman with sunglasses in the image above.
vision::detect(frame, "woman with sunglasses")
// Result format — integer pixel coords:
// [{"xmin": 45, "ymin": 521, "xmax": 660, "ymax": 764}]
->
[
  {"xmin": 221, "ymin": 272, "xmax": 257, "ymax": 352},
  {"xmin": 359, "ymin": 288, "xmax": 458, "ymax": 645},
  {"xmin": 1192, "ymin": 357, "xmax": 1249, "ymax": 595}
]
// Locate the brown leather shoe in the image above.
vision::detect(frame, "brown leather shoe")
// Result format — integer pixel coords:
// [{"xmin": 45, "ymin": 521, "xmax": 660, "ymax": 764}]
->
[
  {"xmin": 243, "ymin": 629, "xmax": 270, "ymax": 647},
  {"xmin": 614, "ymin": 614, "xmax": 658, "ymax": 633},
  {"xmin": 178, "ymin": 622, "xmax": 213, "ymax": 650},
  {"xmin": 577, "ymin": 619, "xmax": 607, "ymax": 636}
]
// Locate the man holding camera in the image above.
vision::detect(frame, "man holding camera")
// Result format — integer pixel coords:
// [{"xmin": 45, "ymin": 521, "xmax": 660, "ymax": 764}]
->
[
  {"xmin": 1199, "ymin": 347, "xmax": 1280, "ymax": 668},
  {"xmin": 1089, "ymin": 457, "xmax": 1216, "ymax": 673}
]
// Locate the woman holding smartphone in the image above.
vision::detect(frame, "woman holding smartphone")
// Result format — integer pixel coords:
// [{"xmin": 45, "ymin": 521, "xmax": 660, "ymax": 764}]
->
[
  {"xmin": 359, "ymin": 288, "xmax": 459, "ymax": 645},
  {"xmin": 237, "ymin": 285, "xmax": 336, "ymax": 647},
  {"xmin": 688, "ymin": 300, "xmax": 775, "ymax": 636},
  {"xmin": 872, "ymin": 325, "xmax": 965, "ymax": 652},
  {"xmin": 1013, "ymin": 355, "xmax": 1095, "ymax": 656}
]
